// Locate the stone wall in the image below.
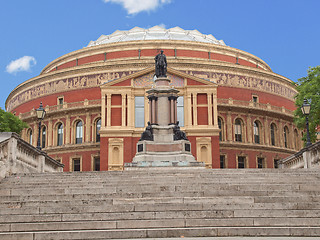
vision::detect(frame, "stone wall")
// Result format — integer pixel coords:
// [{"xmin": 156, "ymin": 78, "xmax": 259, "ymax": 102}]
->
[{"xmin": 0, "ymin": 132, "xmax": 64, "ymax": 181}]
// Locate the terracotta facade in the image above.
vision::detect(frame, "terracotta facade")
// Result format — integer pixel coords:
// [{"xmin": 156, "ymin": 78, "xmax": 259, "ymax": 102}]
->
[{"xmin": 6, "ymin": 35, "xmax": 300, "ymax": 171}]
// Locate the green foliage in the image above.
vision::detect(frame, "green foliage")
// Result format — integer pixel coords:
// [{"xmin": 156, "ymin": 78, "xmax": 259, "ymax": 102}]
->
[
  {"xmin": 0, "ymin": 108, "xmax": 29, "ymax": 134},
  {"xmin": 294, "ymin": 66, "xmax": 320, "ymax": 144}
]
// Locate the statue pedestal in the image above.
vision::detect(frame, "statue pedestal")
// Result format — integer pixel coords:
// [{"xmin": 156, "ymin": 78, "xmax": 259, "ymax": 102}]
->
[{"xmin": 127, "ymin": 125, "xmax": 204, "ymax": 168}]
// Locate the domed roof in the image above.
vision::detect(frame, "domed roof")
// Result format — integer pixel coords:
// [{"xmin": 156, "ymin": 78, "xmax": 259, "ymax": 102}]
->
[{"xmin": 87, "ymin": 26, "xmax": 226, "ymax": 47}]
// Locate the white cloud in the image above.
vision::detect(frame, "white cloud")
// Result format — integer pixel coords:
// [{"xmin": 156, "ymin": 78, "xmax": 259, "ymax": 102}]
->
[
  {"xmin": 6, "ymin": 56, "xmax": 36, "ymax": 74},
  {"xmin": 103, "ymin": 0, "xmax": 172, "ymax": 15}
]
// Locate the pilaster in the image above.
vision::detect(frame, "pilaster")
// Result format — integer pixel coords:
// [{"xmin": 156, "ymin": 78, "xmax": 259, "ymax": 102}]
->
[
  {"xmin": 86, "ymin": 112, "xmax": 90, "ymax": 142},
  {"xmin": 193, "ymin": 93, "xmax": 198, "ymax": 126},
  {"xmin": 66, "ymin": 114, "xmax": 70, "ymax": 144},
  {"xmin": 106, "ymin": 94, "xmax": 111, "ymax": 127},
  {"xmin": 227, "ymin": 111, "xmax": 232, "ymax": 142},
  {"xmin": 101, "ymin": 95, "xmax": 106, "ymax": 128}
]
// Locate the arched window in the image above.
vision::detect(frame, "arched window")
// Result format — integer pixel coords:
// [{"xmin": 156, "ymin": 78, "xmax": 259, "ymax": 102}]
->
[
  {"xmin": 76, "ymin": 121, "xmax": 83, "ymax": 144},
  {"xmin": 28, "ymin": 129, "xmax": 33, "ymax": 145},
  {"xmin": 253, "ymin": 121, "xmax": 260, "ymax": 144},
  {"xmin": 284, "ymin": 126, "xmax": 289, "ymax": 148},
  {"xmin": 96, "ymin": 118, "xmax": 101, "ymax": 142},
  {"xmin": 234, "ymin": 119, "xmax": 242, "ymax": 142},
  {"xmin": 270, "ymin": 123, "xmax": 276, "ymax": 146},
  {"xmin": 218, "ymin": 117, "xmax": 224, "ymax": 141},
  {"xmin": 41, "ymin": 126, "xmax": 46, "ymax": 148},
  {"xmin": 57, "ymin": 123, "xmax": 63, "ymax": 146}
]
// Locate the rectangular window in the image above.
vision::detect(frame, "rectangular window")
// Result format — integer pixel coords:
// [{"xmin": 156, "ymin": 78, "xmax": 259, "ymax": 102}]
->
[
  {"xmin": 94, "ymin": 157, "xmax": 100, "ymax": 171},
  {"xmin": 73, "ymin": 158, "xmax": 80, "ymax": 171},
  {"xmin": 274, "ymin": 159, "xmax": 279, "ymax": 169},
  {"xmin": 220, "ymin": 155, "xmax": 226, "ymax": 169},
  {"xmin": 257, "ymin": 157, "xmax": 264, "ymax": 168},
  {"xmin": 252, "ymin": 96, "xmax": 258, "ymax": 103},
  {"xmin": 238, "ymin": 156, "xmax": 246, "ymax": 168},
  {"xmin": 58, "ymin": 97, "xmax": 64, "ymax": 105},
  {"xmin": 177, "ymin": 96, "xmax": 184, "ymax": 127},
  {"xmin": 135, "ymin": 96, "xmax": 145, "ymax": 127}
]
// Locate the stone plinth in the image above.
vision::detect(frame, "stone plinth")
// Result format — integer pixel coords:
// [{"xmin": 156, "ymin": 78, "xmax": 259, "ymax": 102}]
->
[{"xmin": 128, "ymin": 75, "xmax": 204, "ymax": 168}]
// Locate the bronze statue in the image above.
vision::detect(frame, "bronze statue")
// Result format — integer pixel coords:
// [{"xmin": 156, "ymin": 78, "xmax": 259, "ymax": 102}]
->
[
  {"xmin": 139, "ymin": 122, "xmax": 154, "ymax": 141},
  {"xmin": 154, "ymin": 50, "xmax": 167, "ymax": 78},
  {"xmin": 173, "ymin": 121, "xmax": 188, "ymax": 141}
]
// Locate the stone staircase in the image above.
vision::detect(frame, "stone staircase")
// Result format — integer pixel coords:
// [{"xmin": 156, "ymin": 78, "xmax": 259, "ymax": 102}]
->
[{"xmin": 0, "ymin": 168, "xmax": 320, "ymax": 239}]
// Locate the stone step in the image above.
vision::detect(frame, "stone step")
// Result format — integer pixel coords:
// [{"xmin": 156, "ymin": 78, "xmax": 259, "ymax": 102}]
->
[
  {"xmin": 2, "ymin": 217, "xmax": 320, "ymax": 233},
  {"xmin": 4, "ymin": 201, "xmax": 319, "ymax": 216},
  {"xmin": 1, "ymin": 226, "xmax": 320, "ymax": 240}
]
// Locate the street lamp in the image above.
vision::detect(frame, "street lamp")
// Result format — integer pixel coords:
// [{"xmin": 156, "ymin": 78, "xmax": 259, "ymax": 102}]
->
[
  {"xmin": 301, "ymin": 98, "xmax": 312, "ymax": 147},
  {"xmin": 36, "ymin": 102, "xmax": 46, "ymax": 150}
]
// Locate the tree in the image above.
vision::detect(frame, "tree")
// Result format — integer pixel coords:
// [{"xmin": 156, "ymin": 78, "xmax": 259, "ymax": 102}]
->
[
  {"xmin": 294, "ymin": 66, "xmax": 320, "ymax": 145},
  {"xmin": 0, "ymin": 108, "xmax": 28, "ymax": 134}
]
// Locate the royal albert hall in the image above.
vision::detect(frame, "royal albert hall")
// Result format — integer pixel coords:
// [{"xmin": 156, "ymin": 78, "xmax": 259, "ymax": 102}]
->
[{"xmin": 6, "ymin": 26, "xmax": 301, "ymax": 171}]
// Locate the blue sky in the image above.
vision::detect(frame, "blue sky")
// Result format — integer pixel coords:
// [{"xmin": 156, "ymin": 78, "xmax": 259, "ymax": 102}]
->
[{"xmin": 1, "ymin": 0, "xmax": 319, "ymax": 111}]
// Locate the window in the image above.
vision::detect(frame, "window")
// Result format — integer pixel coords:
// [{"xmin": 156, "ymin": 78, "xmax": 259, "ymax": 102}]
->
[
  {"xmin": 76, "ymin": 121, "xmax": 83, "ymax": 144},
  {"xmin": 177, "ymin": 96, "xmax": 184, "ymax": 126},
  {"xmin": 218, "ymin": 117, "xmax": 224, "ymax": 141},
  {"xmin": 220, "ymin": 155, "xmax": 226, "ymax": 168},
  {"xmin": 94, "ymin": 157, "xmax": 100, "ymax": 171},
  {"xmin": 274, "ymin": 159, "xmax": 279, "ymax": 169},
  {"xmin": 270, "ymin": 123, "xmax": 276, "ymax": 146},
  {"xmin": 235, "ymin": 119, "xmax": 242, "ymax": 142},
  {"xmin": 57, "ymin": 123, "xmax": 63, "ymax": 146},
  {"xmin": 135, "ymin": 96, "xmax": 145, "ymax": 127},
  {"xmin": 257, "ymin": 157, "xmax": 265, "ymax": 168},
  {"xmin": 284, "ymin": 126, "xmax": 289, "ymax": 148},
  {"xmin": 96, "ymin": 119, "xmax": 101, "ymax": 142},
  {"xmin": 28, "ymin": 129, "xmax": 33, "ymax": 145},
  {"xmin": 238, "ymin": 156, "xmax": 246, "ymax": 168},
  {"xmin": 253, "ymin": 121, "xmax": 260, "ymax": 144},
  {"xmin": 41, "ymin": 126, "xmax": 46, "ymax": 148},
  {"xmin": 252, "ymin": 95, "xmax": 258, "ymax": 103},
  {"xmin": 73, "ymin": 158, "xmax": 80, "ymax": 171},
  {"xmin": 58, "ymin": 97, "xmax": 63, "ymax": 105}
]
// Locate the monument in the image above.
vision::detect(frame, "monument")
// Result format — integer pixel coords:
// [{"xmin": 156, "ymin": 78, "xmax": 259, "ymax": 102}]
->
[{"xmin": 127, "ymin": 51, "xmax": 204, "ymax": 167}]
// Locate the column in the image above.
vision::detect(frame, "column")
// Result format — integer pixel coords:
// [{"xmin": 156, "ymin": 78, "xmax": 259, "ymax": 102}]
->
[
  {"xmin": 152, "ymin": 97, "xmax": 157, "ymax": 124},
  {"xmin": 213, "ymin": 95, "xmax": 218, "ymax": 127},
  {"xmin": 247, "ymin": 114, "xmax": 252, "ymax": 143},
  {"xmin": 148, "ymin": 97, "xmax": 152, "ymax": 124},
  {"xmin": 122, "ymin": 94, "xmax": 126, "ymax": 127},
  {"xmin": 174, "ymin": 97, "xmax": 177, "ymax": 123},
  {"xmin": 86, "ymin": 112, "xmax": 90, "ymax": 142},
  {"xmin": 227, "ymin": 111, "xmax": 232, "ymax": 142},
  {"xmin": 264, "ymin": 117, "xmax": 269, "ymax": 145},
  {"xmin": 106, "ymin": 94, "xmax": 111, "ymax": 127},
  {"xmin": 207, "ymin": 93, "xmax": 213, "ymax": 126},
  {"xmin": 127, "ymin": 94, "xmax": 134, "ymax": 127},
  {"xmin": 101, "ymin": 95, "xmax": 106, "ymax": 128},
  {"xmin": 193, "ymin": 93, "xmax": 198, "ymax": 126},
  {"xmin": 187, "ymin": 93, "xmax": 192, "ymax": 127},
  {"xmin": 66, "ymin": 114, "xmax": 70, "ymax": 144},
  {"xmin": 169, "ymin": 96, "xmax": 174, "ymax": 124}
]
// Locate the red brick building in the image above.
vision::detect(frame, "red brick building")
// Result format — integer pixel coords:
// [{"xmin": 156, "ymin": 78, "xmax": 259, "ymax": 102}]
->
[{"xmin": 6, "ymin": 26, "xmax": 300, "ymax": 171}]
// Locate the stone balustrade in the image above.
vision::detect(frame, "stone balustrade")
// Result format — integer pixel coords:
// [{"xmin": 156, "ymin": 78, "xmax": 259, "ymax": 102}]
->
[
  {"xmin": 0, "ymin": 132, "xmax": 63, "ymax": 181},
  {"xmin": 19, "ymin": 99, "xmax": 101, "ymax": 120},
  {"xmin": 217, "ymin": 98, "xmax": 293, "ymax": 116},
  {"xmin": 279, "ymin": 140, "xmax": 320, "ymax": 169}
]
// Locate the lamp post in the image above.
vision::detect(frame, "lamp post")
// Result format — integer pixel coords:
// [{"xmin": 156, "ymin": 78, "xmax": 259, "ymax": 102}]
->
[
  {"xmin": 36, "ymin": 102, "xmax": 46, "ymax": 150},
  {"xmin": 301, "ymin": 98, "xmax": 312, "ymax": 147}
]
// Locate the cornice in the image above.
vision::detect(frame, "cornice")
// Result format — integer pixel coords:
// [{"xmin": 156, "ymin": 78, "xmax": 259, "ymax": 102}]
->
[{"xmin": 40, "ymin": 40, "xmax": 271, "ymax": 74}]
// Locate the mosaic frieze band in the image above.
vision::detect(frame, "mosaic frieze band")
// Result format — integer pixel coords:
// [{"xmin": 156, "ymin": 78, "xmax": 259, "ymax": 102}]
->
[{"xmin": 7, "ymin": 70, "xmax": 296, "ymax": 111}]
